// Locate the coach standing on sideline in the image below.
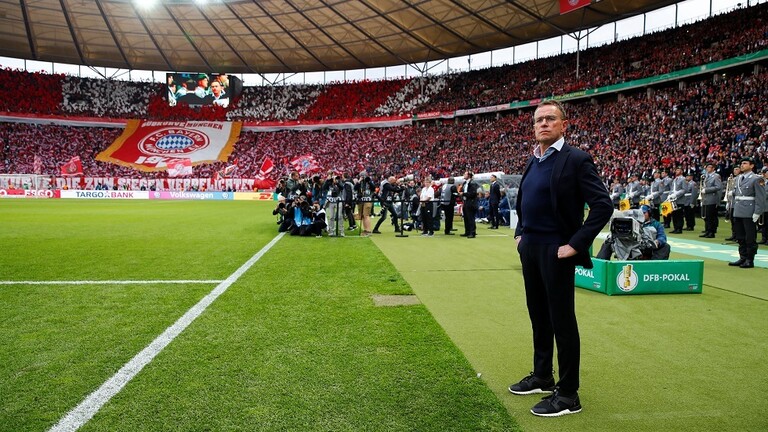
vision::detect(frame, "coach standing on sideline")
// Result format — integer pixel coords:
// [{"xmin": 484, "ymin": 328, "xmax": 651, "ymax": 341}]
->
[{"xmin": 509, "ymin": 100, "xmax": 612, "ymax": 417}]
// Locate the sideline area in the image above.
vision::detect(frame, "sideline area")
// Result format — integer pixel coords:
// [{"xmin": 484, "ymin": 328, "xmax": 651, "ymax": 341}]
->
[
  {"xmin": 597, "ymin": 232, "xmax": 768, "ymax": 269},
  {"xmin": 371, "ymin": 229, "xmax": 767, "ymax": 432}
]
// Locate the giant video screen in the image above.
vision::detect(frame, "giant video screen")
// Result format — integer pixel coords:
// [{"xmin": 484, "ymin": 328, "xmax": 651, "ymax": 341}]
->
[{"xmin": 166, "ymin": 73, "xmax": 243, "ymax": 108}]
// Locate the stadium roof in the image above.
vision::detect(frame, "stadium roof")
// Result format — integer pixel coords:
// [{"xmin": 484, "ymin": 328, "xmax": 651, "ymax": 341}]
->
[{"xmin": 0, "ymin": 0, "xmax": 679, "ymax": 74}]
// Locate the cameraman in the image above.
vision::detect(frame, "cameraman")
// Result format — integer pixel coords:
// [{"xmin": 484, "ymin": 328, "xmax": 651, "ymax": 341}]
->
[
  {"xmin": 285, "ymin": 171, "xmax": 304, "ymax": 199},
  {"xmin": 303, "ymin": 201, "xmax": 327, "ymax": 237},
  {"xmin": 373, "ymin": 176, "xmax": 403, "ymax": 233},
  {"xmin": 597, "ymin": 205, "xmax": 670, "ymax": 260},
  {"xmin": 273, "ymin": 194, "xmax": 289, "ymax": 231},
  {"xmin": 355, "ymin": 173, "xmax": 376, "ymax": 236},
  {"xmin": 323, "ymin": 176, "xmax": 344, "ymax": 237}
]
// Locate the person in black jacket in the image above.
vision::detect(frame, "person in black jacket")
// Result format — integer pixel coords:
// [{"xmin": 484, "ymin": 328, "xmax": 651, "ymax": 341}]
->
[
  {"xmin": 509, "ymin": 100, "xmax": 613, "ymax": 417},
  {"xmin": 342, "ymin": 173, "xmax": 357, "ymax": 231},
  {"xmin": 459, "ymin": 172, "xmax": 479, "ymax": 238},
  {"xmin": 489, "ymin": 174, "xmax": 502, "ymax": 229},
  {"xmin": 373, "ymin": 176, "xmax": 403, "ymax": 233}
]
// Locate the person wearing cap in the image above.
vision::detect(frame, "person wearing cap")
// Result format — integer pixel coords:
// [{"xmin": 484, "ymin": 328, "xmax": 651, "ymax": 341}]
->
[
  {"xmin": 609, "ymin": 178, "xmax": 624, "ymax": 209},
  {"xmin": 728, "ymin": 157, "xmax": 766, "ymax": 268},
  {"xmin": 660, "ymin": 170, "xmax": 673, "ymax": 228},
  {"xmin": 668, "ymin": 167, "xmax": 687, "ymax": 234},
  {"xmin": 194, "ymin": 73, "xmax": 210, "ymax": 98},
  {"xmin": 724, "ymin": 166, "xmax": 742, "ymax": 241},
  {"xmin": 647, "ymin": 171, "xmax": 664, "ymax": 221},
  {"xmin": 760, "ymin": 166, "xmax": 768, "ymax": 245},
  {"xmin": 699, "ymin": 162, "xmax": 723, "ymax": 238},
  {"xmin": 626, "ymin": 174, "xmax": 641, "ymax": 208}
]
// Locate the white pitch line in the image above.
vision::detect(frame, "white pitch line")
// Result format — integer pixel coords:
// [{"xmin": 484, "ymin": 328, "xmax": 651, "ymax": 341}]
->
[
  {"xmin": 0, "ymin": 280, "xmax": 223, "ymax": 285},
  {"xmin": 48, "ymin": 232, "xmax": 285, "ymax": 432}
]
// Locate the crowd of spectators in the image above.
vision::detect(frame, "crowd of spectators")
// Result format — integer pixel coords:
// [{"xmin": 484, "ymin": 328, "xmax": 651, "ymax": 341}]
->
[
  {"xmin": 227, "ymin": 84, "xmax": 322, "ymax": 121},
  {"xmin": 374, "ymin": 76, "xmax": 449, "ymax": 117},
  {"xmin": 61, "ymin": 76, "xmax": 152, "ymax": 118},
  {"xmin": 0, "ymin": 3, "xmax": 765, "ymax": 123},
  {"xmin": 417, "ymin": 2, "xmax": 768, "ymax": 112},
  {"xmin": 0, "ymin": 68, "xmax": 63, "ymax": 115},
  {"xmin": 2, "ymin": 68, "xmax": 765, "ymax": 189},
  {"xmin": 1, "ymin": 4, "xmax": 767, "ymax": 190},
  {"xmin": 299, "ymin": 79, "xmax": 410, "ymax": 120}
]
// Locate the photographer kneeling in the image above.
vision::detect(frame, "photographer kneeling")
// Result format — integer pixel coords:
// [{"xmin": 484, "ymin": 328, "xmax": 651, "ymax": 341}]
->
[{"xmin": 597, "ymin": 205, "xmax": 670, "ymax": 261}]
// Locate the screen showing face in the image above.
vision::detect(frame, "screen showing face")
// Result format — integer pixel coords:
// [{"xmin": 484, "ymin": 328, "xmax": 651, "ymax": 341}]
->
[{"xmin": 166, "ymin": 73, "xmax": 242, "ymax": 108}]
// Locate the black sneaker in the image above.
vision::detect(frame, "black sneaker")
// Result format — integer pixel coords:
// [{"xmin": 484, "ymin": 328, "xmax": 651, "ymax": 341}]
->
[
  {"xmin": 508, "ymin": 373, "xmax": 555, "ymax": 395},
  {"xmin": 530, "ymin": 389, "xmax": 582, "ymax": 417}
]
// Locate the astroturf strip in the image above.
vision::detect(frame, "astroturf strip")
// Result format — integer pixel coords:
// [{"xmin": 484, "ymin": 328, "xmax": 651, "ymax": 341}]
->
[
  {"xmin": 47, "ymin": 232, "xmax": 285, "ymax": 432},
  {"xmin": 0, "ymin": 280, "xmax": 224, "ymax": 285},
  {"xmin": 704, "ymin": 284, "xmax": 768, "ymax": 302}
]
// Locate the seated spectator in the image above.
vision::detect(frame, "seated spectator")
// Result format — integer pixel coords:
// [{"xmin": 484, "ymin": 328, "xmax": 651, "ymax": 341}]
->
[
  {"xmin": 498, "ymin": 189, "xmax": 510, "ymax": 227},
  {"xmin": 476, "ymin": 191, "xmax": 489, "ymax": 222}
]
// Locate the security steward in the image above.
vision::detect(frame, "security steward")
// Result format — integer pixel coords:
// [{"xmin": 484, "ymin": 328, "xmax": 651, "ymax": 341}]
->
[{"xmin": 728, "ymin": 157, "xmax": 766, "ymax": 268}]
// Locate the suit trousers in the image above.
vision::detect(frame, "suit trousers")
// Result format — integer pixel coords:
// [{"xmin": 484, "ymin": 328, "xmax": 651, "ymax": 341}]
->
[
  {"xmin": 518, "ymin": 240, "xmax": 580, "ymax": 394},
  {"xmin": 463, "ymin": 205, "xmax": 477, "ymax": 235},
  {"xmin": 490, "ymin": 203, "xmax": 500, "ymax": 228}
]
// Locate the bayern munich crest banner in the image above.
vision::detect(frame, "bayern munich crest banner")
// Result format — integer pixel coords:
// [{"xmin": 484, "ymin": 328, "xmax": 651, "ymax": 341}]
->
[{"xmin": 96, "ymin": 120, "xmax": 242, "ymax": 172}]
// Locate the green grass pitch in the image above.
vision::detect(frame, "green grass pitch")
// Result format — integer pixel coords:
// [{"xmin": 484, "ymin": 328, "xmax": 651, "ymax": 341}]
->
[{"xmin": 1, "ymin": 199, "xmax": 766, "ymax": 431}]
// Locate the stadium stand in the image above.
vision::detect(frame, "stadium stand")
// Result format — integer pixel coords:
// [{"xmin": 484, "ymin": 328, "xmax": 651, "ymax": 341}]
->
[{"xmin": 0, "ymin": 4, "xmax": 766, "ymax": 189}]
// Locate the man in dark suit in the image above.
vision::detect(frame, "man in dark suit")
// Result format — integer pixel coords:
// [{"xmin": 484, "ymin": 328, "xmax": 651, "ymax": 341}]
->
[
  {"xmin": 489, "ymin": 174, "xmax": 501, "ymax": 229},
  {"xmin": 459, "ymin": 171, "xmax": 479, "ymax": 238},
  {"xmin": 509, "ymin": 100, "xmax": 613, "ymax": 417}
]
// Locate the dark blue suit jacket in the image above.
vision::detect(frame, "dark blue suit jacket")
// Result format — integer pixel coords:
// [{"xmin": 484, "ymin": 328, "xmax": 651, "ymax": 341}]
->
[
  {"xmin": 514, "ymin": 143, "xmax": 613, "ymax": 269},
  {"xmin": 490, "ymin": 181, "xmax": 501, "ymax": 205}
]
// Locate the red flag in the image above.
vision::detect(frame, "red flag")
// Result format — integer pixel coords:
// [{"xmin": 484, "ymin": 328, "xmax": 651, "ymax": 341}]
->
[
  {"xmin": 166, "ymin": 158, "xmax": 193, "ymax": 177},
  {"xmin": 560, "ymin": 0, "xmax": 590, "ymax": 15},
  {"xmin": 60, "ymin": 156, "xmax": 83, "ymax": 176},
  {"xmin": 254, "ymin": 157, "xmax": 277, "ymax": 189},
  {"xmin": 258, "ymin": 157, "xmax": 275, "ymax": 177},
  {"xmin": 289, "ymin": 154, "xmax": 321, "ymax": 175},
  {"xmin": 253, "ymin": 178, "xmax": 276, "ymax": 190}
]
